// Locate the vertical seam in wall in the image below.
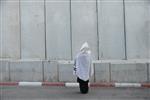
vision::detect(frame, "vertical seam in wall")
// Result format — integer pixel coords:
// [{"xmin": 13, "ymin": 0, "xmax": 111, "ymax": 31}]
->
[
  {"xmin": 44, "ymin": 0, "xmax": 47, "ymax": 60},
  {"xmin": 123, "ymin": 0, "xmax": 127, "ymax": 60},
  {"xmin": 19, "ymin": 0, "xmax": 22, "ymax": 59},
  {"xmin": 69, "ymin": 0, "xmax": 73, "ymax": 60},
  {"xmin": 96, "ymin": 0, "xmax": 100, "ymax": 60},
  {"xmin": 147, "ymin": 63, "xmax": 149, "ymax": 82},
  {"xmin": 109, "ymin": 63, "xmax": 111, "ymax": 82}
]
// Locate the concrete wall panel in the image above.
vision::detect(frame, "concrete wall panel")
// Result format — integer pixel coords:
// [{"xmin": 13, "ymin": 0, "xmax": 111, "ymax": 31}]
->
[
  {"xmin": 148, "ymin": 63, "xmax": 150, "ymax": 82},
  {"xmin": 0, "ymin": 0, "xmax": 20, "ymax": 58},
  {"xmin": 0, "ymin": 61, "xmax": 9, "ymax": 82},
  {"xmin": 44, "ymin": 61, "xmax": 58, "ymax": 82},
  {"xmin": 111, "ymin": 63, "xmax": 148, "ymax": 82},
  {"xmin": 95, "ymin": 63, "xmax": 110, "ymax": 82},
  {"xmin": 71, "ymin": 0, "xmax": 98, "ymax": 59},
  {"xmin": 10, "ymin": 61, "xmax": 43, "ymax": 81},
  {"xmin": 21, "ymin": 0, "xmax": 45, "ymax": 59},
  {"xmin": 98, "ymin": 0, "xmax": 125, "ymax": 59},
  {"xmin": 58, "ymin": 63, "xmax": 76, "ymax": 82},
  {"xmin": 125, "ymin": 0, "xmax": 150, "ymax": 59},
  {"xmin": 46, "ymin": 0, "xmax": 71, "ymax": 60},
  {"xmin": 149, "ymin": 3, "xmax": 150, "ymax": 58}
]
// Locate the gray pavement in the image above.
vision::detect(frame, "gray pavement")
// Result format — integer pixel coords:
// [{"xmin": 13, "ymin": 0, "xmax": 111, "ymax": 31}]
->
[{"xmin": 0, "ymin": 86, "xmax": 150, "ymax": 100}]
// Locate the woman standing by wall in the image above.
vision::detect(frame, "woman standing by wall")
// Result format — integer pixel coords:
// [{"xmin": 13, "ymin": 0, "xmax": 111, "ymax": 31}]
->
[{"xmin": 73, "ymin": 42, "xmax": 94, "ymax": 94}]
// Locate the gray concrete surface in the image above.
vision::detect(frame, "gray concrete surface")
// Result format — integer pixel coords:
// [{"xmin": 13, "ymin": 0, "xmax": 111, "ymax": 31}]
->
[
  {"xmin": 0, "ymin": 0, "xmax": 20, "ymax": 58},
  {"xmin": 148, "ymin": 63, "xmax": 150, "ymax": 82},
  {"xmin": 0, "ymin": 0, "xmax": 150, "ymax": 60},
  {"xmin": 1, "ymin": 60, "xmax": 150, "ymax": 82},
  {"xmin": 0, "ymin": 61, "xmax": 9, "ymax": 82},
  {"xmin": 9, "ymin": 61, "xmax": 43, "ymax": 82},
  {"xmin": 46, "ymin": 0, "xmax": 71, "ymax": 60},
  {"xmin": 20, "ymin": 0, "xmax": 45, "ymax": 59},
  {"xmin": 71, "ymin": 0, "xmax": 98, "ymax": 59},
  {"xmin": 95, "ymin": 63, "xmax": 110, "ymax": 82},
  {"xmin": 43, "ymin": 61, "xmax": 58, "ymax": 82},
  {"xmin": 0, "ymin": 86, "xmax": 150, "ymax": 100},
  {"xmin": 58, "ymin": 63, "xmax": 76, "ymax": 82},
  {"xmin": 111, "ymin": 63, "xmax": 148, "ymax": 82},
  {"xmin": 98, "ymin": 0, "xmax": 125, "ymax": 59},
  {"xmin": 125, "ymin": 0, "xmax": 150, "ymax": 59}
]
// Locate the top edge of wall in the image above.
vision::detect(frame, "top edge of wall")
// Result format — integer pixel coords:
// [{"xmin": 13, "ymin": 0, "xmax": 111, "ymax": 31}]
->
[{"xmin": 0, "ymin": 59, "xmax": 150, "ymax": 64}]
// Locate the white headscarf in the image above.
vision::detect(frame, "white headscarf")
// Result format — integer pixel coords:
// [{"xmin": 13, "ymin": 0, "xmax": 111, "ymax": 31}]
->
[{"xmin": 80, "ymin": 42, "xmax": 91, "ymax": 54}]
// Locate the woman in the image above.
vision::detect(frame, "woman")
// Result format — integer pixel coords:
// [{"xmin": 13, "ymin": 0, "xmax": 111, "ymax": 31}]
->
[{"xmin": 73, "ymin": 42, "xmax": 94, "ymax": 94}]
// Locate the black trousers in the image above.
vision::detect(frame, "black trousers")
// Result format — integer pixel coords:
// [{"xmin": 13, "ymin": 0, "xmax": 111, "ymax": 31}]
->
[{"xmin": 77, "ymin": 77, "xmax": 89, "ymax": 94}]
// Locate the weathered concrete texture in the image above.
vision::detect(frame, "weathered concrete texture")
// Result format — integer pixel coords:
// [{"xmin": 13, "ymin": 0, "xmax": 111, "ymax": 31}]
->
[
  {"xmin": 95, "ymin": 63, "xmax": 110, "ymax": 82},
  {"xmin": 98, "ymin": 0, "xmax": 125, "ymax": 59},
  {"xmin": 148, "ymin": 4, "xmax": 150, "ymax": 59},
  {"xmin": 90, "ymin": 64, "xmax": 95, "ymax": 82},
  {"xmin": 71, "ymin": 0, "xmax": 98, "ymax": 60},
  {"xmin": 0, "ymin": 61, "xmax": 9, "ymax": 82},
  {"xmin": 0, "ymin": 0, "xmax": 20, "ymax": 58},
  {"xmin": 125, "ymin": 0, "xmax": 150, "ymax": 59},
  {"xmin": 0, "ymin": 1, "xmax": 2, "ymax": 57},
  {"xmin": 20, "ymin": 0, "xmax": 45, "ymax": 59},
  {"xmin": 58, "ymin": 63, "xmax": 76, "ymax": 82},
  {"xmin": 111, "ymin": 63, "xmax": 148, "ymax": 82},
  {"xmin": 46, "ymin": 0, "xmax": 71, "ymax": 60},
  {"xmin": 148, "ymin": 63, "xmax": 150, "ymax": 82},
  {"xmin": 43, "ymin": 61, "xmax": 58, "ymax": 82},
  {"xmin": 10, "ymin": 61, "xmax": 43, "ymax": 81}
]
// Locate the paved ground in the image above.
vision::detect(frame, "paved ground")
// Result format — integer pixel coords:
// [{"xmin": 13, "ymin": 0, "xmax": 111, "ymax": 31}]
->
[{"xmin": 0, "ymin": 86, "xmax": 150, "ymax": 100}]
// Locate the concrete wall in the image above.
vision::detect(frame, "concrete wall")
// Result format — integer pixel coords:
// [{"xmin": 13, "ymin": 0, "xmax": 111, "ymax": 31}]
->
[
  {"xmin": 0, "ymin": 0, "xmax": 150, "ymax": 60},
  {"xmin": 111, "ymin": 63, "xmax": 148, "ymax": 82},
  {"xmin": 46, "ymin": 0, "xmax": 71, "ymax": 60},
  {"xmin": 0, "ymin": 60, "xmax": 9, "ymax": 82},
  {"xmin": 20, "ymin": 0, "xmax": 45, "ymax": 59},
  {"xmin": 0, "ymin": 1, "xmax": 150, "ymax": 82},
  {"xmin": 58, "ymin": 63, "xmax": 76, "ymax": 82},
  {"xmin": 0, "ymin": 60, "xmax": 150, "ymax": 82},
  {"xmin": 43, "ymin": 61, "xmax": 58, "ymax": 82},
  {"xmin": 0, "ymin": 0, "xmax": 20, "ymax": 58},
  {"xmin": 95, "ymin": 63, "xmax": 110, "ymax": 82},
  {"xmin": 71, "ymin": 0, "xmax": 98, "ymax": 59},
  {"xmin": 147, "ymin": 62, "xmax": 150, "ymax": 82},
  {"xmin": 9, "ymin": 60, "xmax": 43, "ymax": 81},
  {"xmin": 125, "ymin": 0, "xmax": 150, "ymax": 59},
  {"xmin": 98, "ymin": 0, "xmax": 125, "ymax": 60}
]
